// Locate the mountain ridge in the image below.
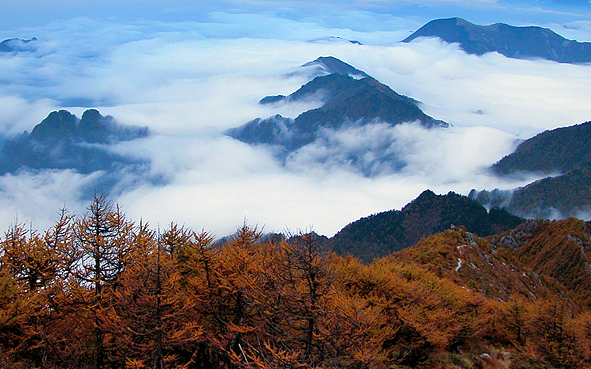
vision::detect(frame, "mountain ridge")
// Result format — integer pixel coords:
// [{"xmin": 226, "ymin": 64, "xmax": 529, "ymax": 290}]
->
[
  {"xmin": 226, "ymin": 57, "xmax": 447, "ymax": 175},
  {"xmin": 403, "ymin": 17, "xmax": 591, "ymax": 63},
  {"xmin": 0, "ymin": 37, "xmax": 37, "ymax": 53},
  {"xmin": 472, "ymin": 119, "xmax": 591, "ymax": 219},
  {"xmin": 0, "ymin": 109, "xmax": 149, "ymax": 176},
  {"xmin": 329, "ymin": 189, "xmax": 523, "ymax": 262},
  {"xmin": 490, "ymin": 217, "xmax": 591, "ymax": 307}
]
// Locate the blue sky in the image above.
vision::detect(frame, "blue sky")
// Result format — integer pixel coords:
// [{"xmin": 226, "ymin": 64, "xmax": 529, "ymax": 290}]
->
[{"xmin": 3, "ymin": 0, "xmax": 591, "ymax": 33}]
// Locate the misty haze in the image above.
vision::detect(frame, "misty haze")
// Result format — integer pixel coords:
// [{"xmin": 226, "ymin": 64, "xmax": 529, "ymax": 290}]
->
[{"xmin": 3, "ymin": 7, "xmax": 591, "ymax": 236}]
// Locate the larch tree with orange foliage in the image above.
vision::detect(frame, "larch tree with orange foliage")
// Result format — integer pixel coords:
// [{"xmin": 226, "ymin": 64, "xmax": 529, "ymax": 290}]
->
[{"xmin": 72, "ymin": 194, "xmax": 135, "ymax": 369}]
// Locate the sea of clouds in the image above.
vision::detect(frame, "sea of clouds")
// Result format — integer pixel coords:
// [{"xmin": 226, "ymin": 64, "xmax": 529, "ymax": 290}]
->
[{"xmin": 1, "ymin": 6, "xmax": 591, "ymax": 237}]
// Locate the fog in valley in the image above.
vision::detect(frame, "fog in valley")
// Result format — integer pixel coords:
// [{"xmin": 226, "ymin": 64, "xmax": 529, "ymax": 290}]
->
[{"xmin": 1, "ymin": 1, "xmax": 591, "ymax": 236}]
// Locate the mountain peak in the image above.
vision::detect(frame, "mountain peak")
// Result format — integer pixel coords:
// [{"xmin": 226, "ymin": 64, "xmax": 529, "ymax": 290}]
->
[
  {"xmin": 403, "ymin": 17, "xmax": 591, "ymax": 63},
  {"xmin": 30, "ymin": 110, "xmax": 78, "ymax": 140},
  {"xmin": 408, "ymin": 189, "xmax": 438, "ymax": 204},
  {"xmin": 0, "ymin": 109, "xmax": 149, "ymax": 176},
  {"xmin": 301, "ymin": 56, "xmax": 369, "ymax": 79},
  {"xmin": 453, "ymin": 17, "xmax": 472, "ymax": 26},
  {"xmin": 29, "ymin": 109, "xmax": 127, "ymax": 143},
  {"xmin": 80, "ymin": 108, "xmax": 103, "ymax": 122},
  {"xmin": 79, "ymin": 109, "xmax": 113, "ymax": 131},
  {"xmin": 227, "ymin": 58, "xmax": 447, "ymax": 176},
  {"xmin": 330, "ymin": 190, "xmax": 523, "ymax": 262},
  {"xmin": 0, "ymin": 37, "xmax": 38, "ymax": 53},
  {"xmin": 229, "ymin": 71, "xmax": 447, "ymax": 162}
]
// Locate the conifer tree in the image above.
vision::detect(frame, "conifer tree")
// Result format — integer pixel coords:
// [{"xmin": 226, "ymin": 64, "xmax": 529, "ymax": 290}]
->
[
  {"xmin": 73, "ymin": 194, "xmax": 134, "ymax": 369},
  {"xmin": 102, "ymin": 222, "xmax": 203, "ymax": 368}
]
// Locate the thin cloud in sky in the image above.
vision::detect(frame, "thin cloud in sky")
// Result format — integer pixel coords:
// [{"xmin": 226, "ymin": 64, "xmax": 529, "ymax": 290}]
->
[{"xmin": 3, "ymin": 0, "xmax": 591, "ymax": 32}]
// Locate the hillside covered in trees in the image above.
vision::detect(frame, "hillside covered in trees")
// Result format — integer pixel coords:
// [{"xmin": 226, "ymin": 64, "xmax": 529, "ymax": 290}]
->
[
  {"xmin": 471, "ymin": 120, "xmax": 591, "ymax": 219},
  {"xmin": 2, "ymin": 196, "xmax": 591, "ymax": 369},
  {"xmin": 329, "ymin": 190, "xmax": 523, "ymax": 262}
]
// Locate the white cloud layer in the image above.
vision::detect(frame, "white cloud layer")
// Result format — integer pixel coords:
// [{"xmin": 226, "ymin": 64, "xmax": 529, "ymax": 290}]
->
[{"xmin": 1, "ymin": 11, "xmax": 591, "ymax": 237}]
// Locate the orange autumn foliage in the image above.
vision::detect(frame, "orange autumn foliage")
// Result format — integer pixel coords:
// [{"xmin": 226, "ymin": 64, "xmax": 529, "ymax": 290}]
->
[{"xmin": 1, "ymin": 197, "xmax": 591, "ymax": 368}]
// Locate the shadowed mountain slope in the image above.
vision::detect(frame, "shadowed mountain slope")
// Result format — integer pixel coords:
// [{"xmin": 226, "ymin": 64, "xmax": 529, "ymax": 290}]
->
[
  {"xmin": 227, "ymin": 57, "xmax": 447, "ymax": 176},
  {"xmin": 329, "ymin": 190, "xmax": 523, "ymax": 263},
  {"xmin": 403, "ymin": 17, "xmax": 591, "ymax": 63},
  {"xmin": 0, "ymin": 109, "xmax": 149, "ymax": 175},
  {"xmin": 493, "ymin": 121, "xmax": 591, "ymax": 177},
  {"xmin": 472, "ymin": 120, "xmax": 591, "ymax": 219}
]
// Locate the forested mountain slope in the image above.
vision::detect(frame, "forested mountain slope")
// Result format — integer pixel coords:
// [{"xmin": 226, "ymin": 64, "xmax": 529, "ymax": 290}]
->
[
  {"xmin": 2, "ymin": 196, "xmax": 591, "ymax": 368},
  {"xmin": 472, "ymin": 121, "xmax": 591, "ymax": 219},
  {"xmin": 330, "ymin": 190, "xmax": 523, "ymax": 262}
]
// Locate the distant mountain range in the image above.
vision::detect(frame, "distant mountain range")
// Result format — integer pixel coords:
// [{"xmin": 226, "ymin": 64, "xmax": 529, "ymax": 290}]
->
[
  {"xmin": 470, "ymin": 120, "xmax": 591, "ymax": 219},
  {"xmin": 396, "ymin": 18, "xmax": 591, "ymax": 219},
  {"xmin": 0, "ymin": 109, "xmax": 151, "ymax": 194},
  {"xmin": 403, "ymin": 17, "xmax": 591, "ymax": 63},
  {"xmin": 0, "ymin": 37, "xmax": 37, "ymax": 53},
  {"xmin": 327, "ymin": 190, "xmax": 523, "ymax": 262},
  {"xmin": 226, "ymin": 56, "xmax": 447, "ymax": 175}
]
